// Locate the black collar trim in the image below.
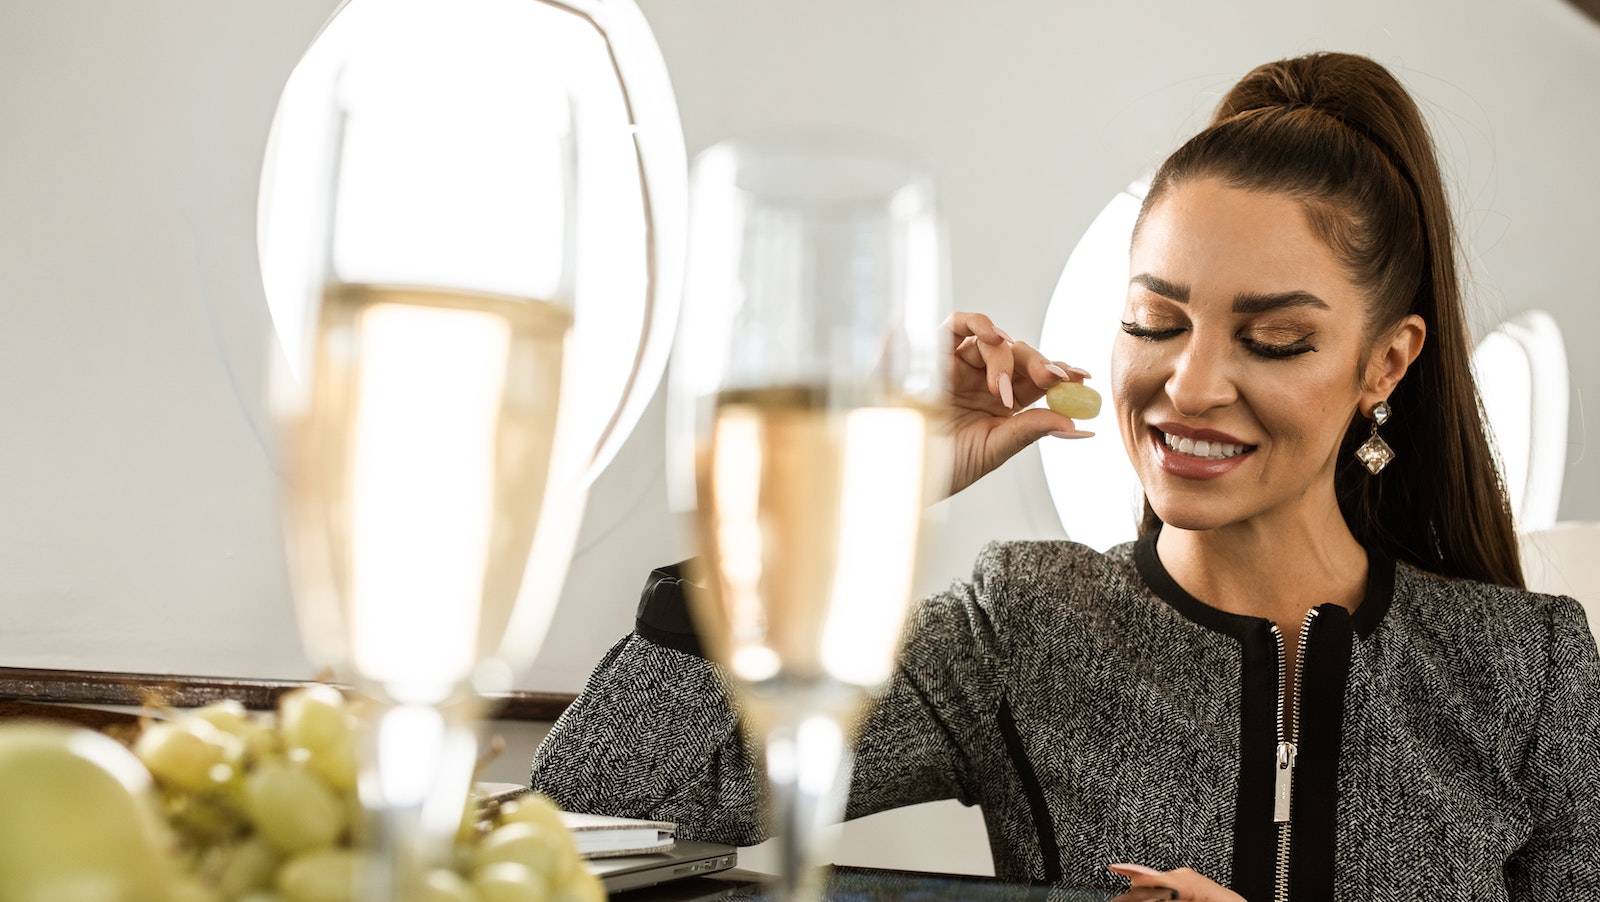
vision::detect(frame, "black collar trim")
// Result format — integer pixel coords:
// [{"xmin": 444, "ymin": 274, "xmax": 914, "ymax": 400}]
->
[{"xmin": 1133, "ymin": 528, "xmax": 1396, "ymax": 639}]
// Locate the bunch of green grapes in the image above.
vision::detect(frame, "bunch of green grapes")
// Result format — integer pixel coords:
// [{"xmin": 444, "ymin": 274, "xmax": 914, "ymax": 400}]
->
[{"xmin": 128, "ymin": 687, "xmax": 602, "ymax": 902}]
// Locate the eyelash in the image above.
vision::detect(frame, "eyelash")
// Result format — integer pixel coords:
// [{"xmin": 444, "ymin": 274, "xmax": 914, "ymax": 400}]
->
[
  {"xmin": 1241, "ymin": 336, "xmax": 1318, "ymax": 359},
  {"xmin": 1119, "ymin": 321, "xmax": 1319, "ymax": 359},
  {"xmin": 1120, "ymin": 321, "xmax": 1182, "ymax": 341}
]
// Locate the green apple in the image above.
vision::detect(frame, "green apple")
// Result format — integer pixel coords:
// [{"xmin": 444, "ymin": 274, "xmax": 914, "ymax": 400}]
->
[{"xmin": 0, "ymin": 722, "xmax": 174, "ymax": 902}]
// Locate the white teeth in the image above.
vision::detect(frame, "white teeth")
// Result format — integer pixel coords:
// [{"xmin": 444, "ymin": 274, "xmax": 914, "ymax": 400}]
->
[{"xmin": 1162, "ymin": 431, "xmax": 1248, "ymax": 460}]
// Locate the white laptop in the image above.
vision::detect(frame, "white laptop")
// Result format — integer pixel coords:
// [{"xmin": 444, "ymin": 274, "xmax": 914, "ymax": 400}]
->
[
  {"xmin": 473, "ymin": 784, "xmax": 739, "ymax": 893},
  {"xmin": 586, "ymin": 840, "xmax": 740, "ymax": 893}
]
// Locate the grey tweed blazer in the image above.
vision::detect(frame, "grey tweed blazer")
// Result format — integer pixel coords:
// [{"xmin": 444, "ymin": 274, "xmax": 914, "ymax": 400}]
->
[{"xmin": 529, "ymin": 536, "xmax": 1600, "ymax": 900}]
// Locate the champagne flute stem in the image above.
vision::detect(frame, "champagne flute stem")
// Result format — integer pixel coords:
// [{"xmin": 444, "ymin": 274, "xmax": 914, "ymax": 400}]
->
[
  {"xmin": 762, "ymin": 706, "xmax": 853, "ymax": 902},
  {"xmin": 358, "ymin": 699, "xmax": 478, "ymax": 901}
]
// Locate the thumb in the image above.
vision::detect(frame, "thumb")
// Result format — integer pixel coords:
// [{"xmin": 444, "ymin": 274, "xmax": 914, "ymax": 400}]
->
[{"xmin": 987, "ymin": 408, "xmax": 1093, "ymax": 462}]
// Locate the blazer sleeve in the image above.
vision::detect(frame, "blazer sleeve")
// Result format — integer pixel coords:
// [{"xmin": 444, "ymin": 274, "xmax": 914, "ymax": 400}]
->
[
  {"xmin": 1505, "ymin": 595, "xmax": 1600, "ymax": 897},
  {"xmin": 527, "ymin": 562, "xmax": 765, "ymax": 845},
  {"xmin": 528, "ymin": 557, "xmax": 1005, "ymax": 844},
  {"xmin": 845, "ymin": 561, "xmax": 1006, "ymax": 819}
]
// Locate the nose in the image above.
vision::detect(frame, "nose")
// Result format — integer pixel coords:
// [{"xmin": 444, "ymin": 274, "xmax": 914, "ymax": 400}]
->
[{"xmin": 1166, "ymin": 338, "xmax": 1237, "ymax": 417}]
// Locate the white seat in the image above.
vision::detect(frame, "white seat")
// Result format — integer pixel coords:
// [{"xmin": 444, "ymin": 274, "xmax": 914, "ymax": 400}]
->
[
  {"xmin": 1519, "ymin": 522, "xmax": 1600, "ymax": 648},
  {"xmin": 1038, "ymin": 181, "xmax": 1149, "ymax": 550},
  {"xmin": 1470, "ymin": 311, "xmax": 1569, "ymax": 532}
]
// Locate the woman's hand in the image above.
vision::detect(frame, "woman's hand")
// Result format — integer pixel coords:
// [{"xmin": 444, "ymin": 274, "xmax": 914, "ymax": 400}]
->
[
  {"xmin": 943, "ymin": 311, "xmax": 1094, "ymax": 496},
  {"xmin": 1107, "ymin": 863, "xmax": 1248, "ymax": 902}
]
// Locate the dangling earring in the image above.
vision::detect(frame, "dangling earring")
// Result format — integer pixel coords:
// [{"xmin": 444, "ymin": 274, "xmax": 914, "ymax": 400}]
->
[{"xmin": 1355, "ymin": 400, "xmax": 1394, "ymax": 475}]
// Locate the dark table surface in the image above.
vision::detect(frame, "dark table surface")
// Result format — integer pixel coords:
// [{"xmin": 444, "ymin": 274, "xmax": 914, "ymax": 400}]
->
[{"xmin": 611, "ymin": 865, "xmax": 1118, "ymax": 902}]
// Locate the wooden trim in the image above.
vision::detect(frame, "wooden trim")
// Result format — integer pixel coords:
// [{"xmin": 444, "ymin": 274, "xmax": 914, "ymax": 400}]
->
[
  {"xmin": 487, "ymin": 691, "xmax": 578, "ymax": 722},
  {"xmin": 0, "ymin": 667, "xmax": 574, "ymax": 722},
  {"xmin": 0, "ymin": 701, "xmax": 142, "ymax": 731},
  {"xmin": 1568, "ymin": 0, "xmax": 1600, "ymax": 25}
]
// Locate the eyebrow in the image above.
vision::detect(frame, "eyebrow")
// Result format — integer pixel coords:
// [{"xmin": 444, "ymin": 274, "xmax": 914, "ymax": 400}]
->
[
  {"xmin": 1231, "ymin": 290, "xmax": 1330, "ymax": 314},
  {"xmin": 1130, "ymin": 273, "xmax": 1188, "ymax": 302},
  {"xmin": 1130, "ymin": 273, "xmax": 1330, "ymax": 314}
]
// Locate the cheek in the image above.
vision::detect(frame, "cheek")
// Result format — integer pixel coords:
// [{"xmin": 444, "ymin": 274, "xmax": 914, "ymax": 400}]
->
[
  {"xmin": 1110, "ymin": 338, "xmax": 1156, "ymax": 453},
  {"xmin": 1251, "ymin": 364, "xmax": 1360, "ymax": 446},
  {"xmin": 1110, "ymin": 336, "xmax": 1163, "ymax": 413}
]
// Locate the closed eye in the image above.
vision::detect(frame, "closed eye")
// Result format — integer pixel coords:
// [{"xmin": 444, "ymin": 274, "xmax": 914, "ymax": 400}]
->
[
  {"xmin": 1120, "ymin": 321, "xmax": 1185, "ymax": 341},
  {"xmin": 1240, "ymin": 336, "xmax": 1317, "ymax": 359}
]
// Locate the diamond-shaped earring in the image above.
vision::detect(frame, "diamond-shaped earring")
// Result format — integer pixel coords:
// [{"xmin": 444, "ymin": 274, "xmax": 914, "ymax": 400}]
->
[{"xmin": 1355, "ymin": 400, "xmax": 1394, "ymax": 475}]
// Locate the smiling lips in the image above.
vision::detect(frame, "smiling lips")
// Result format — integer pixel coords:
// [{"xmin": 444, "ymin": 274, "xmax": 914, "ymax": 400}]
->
[
  {"xmin": 1150, "ymin": 425, "xmax": 1256, "ymax": 479},
  {"xmin": 1161, "ymin": 431, "xmax": 1249, "ymax": 460}
]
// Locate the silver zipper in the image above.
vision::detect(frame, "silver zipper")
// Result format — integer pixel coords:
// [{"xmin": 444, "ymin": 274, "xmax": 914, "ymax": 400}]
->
[{"xmin": 1271, "ymin": 608, "xmax": 1321, "ymax": 902}]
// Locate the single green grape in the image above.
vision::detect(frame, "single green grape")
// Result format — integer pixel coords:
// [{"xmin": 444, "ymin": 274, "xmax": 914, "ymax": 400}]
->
[
  {"xmin": 135, "ymin": 719, "xmax": 243, "ymax": 793},
  {"xmin": 244, "ymin": 760, "xmax": 347, "ymax": 854},
  {"xmin": 275, "ymin": 847, "xmax": 356, "ymax": 902},
  {"xmin": 302, "ymin": 734, "xmax": 357, "ymax": 793},
  {"xmin": 421, "ymin": 867, "xmax": 484, "ymax": 902},
  {"xmin": 189, "ymin": 699, "xmax": 251, "ymax": 736},
  {"xmin": 1045, "ymin": 380, "xmax": 1101, "ymax": 420},
  {"xmin": 475, "ymin": 822, "xmax": 569, "ymax": 880},
  {"xmin": 495, "ymin": 796, "xmax": 566, "ymax": 837},
  {"xmin": 474, "ymin": 862, "xmax": 550, "ymax": 902},
  {"xmin": 0, "ymin": 723, "xmax": 176, "ymax": 902},
  {"xmin": 278, "ymin": 685, "xmax": 351, "ymax": 755}
]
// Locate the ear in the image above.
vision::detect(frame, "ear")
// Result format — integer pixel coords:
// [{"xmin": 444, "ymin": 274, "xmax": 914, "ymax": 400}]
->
[{"xmin": 1361, "ymin": 314, "xmax": 1426, "ymax": 410}]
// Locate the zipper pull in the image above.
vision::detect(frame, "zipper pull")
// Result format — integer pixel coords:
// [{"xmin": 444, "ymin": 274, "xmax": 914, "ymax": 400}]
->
[{"xmin": 1274, "ymin": 741, "xmax": 1296, "ymax": 823}]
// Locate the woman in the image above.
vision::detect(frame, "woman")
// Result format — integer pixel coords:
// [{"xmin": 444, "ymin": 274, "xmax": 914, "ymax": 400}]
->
[{"xmin": 530, "ymin": 53, "xmax": 1600, "ymax": 900}]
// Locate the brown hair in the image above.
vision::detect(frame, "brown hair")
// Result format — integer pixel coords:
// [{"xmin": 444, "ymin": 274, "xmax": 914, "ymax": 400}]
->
[{"xmin": 1133, "ymin": 52, "xmax": 1524, "ymax": 589}]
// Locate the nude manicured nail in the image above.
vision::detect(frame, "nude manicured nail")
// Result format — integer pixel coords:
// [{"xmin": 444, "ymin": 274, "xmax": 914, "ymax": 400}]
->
[
  {"xmin": 1108, "ymin": 863, "xmax": 1167, "ymax": 879},
  {"xmin": 994, "ymin": 326, "xmax": 1014, "ymax": 344},
  {"xmin": 1067, "ymin": 365, "xmax": 1092, "ymax": 378},
  {"xmin": 998, "ymin": 372, "xmax": 1015, "ymax": 409},
  {"xmin": 1044, "ymin": 364, "xmax": 1070, "ymax": 380},
  {"xmin": 1050, "ymin": 430, "xmax": 1094, "ymax": 439}
]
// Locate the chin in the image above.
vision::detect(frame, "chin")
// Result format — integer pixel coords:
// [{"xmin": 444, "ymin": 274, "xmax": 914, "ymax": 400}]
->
[{"xmin": 1144, "ymin": 496, "xmax": 1240, "ymax": 534}]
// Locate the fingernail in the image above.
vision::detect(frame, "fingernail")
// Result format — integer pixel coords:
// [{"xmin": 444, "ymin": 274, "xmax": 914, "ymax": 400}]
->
[
  {"xmin": 1044, "ymin": 364, "xmax": 1070, "ymax": 380},
  {"xmin": 1050, "ymin": 430, "xmax": 1094, "ymax": 439},
  {"xmin": 1108, "ymin": 863, "xmax": 1166, "ymax": 879},
  {"xmin": 1067, "ymin": 365, "xmax": 1092, "ymax": 378},
  {"xmin": 998, "ymin": 371, "xmax": 1014, "ymax": 409},
  {"xmin": 994, "ymin": 326, "xmax": 1014, "ymax": 344}
]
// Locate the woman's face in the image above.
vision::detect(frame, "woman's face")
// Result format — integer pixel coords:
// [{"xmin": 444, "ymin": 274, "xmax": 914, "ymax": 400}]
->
[{"xmin": 1112, "ymin": 178, "xmax": 1375, "ymax": 535}]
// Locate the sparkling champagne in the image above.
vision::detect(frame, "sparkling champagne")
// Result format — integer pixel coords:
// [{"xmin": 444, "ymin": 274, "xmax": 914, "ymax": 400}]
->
[
  {"xmin": 693, "ymin": 386, "xmax": 936, "ymax": 711},
  {"xmin": 282, "ymin": 284, "xmax": 577, "ymax": 700}
]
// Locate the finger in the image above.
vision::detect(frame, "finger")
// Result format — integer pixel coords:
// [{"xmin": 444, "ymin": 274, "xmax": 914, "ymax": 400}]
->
[
  {"xmin": 949, "ymin": 339, "xmax": 1017, "ymax": 413},
  {"xmin": 943, "ymin": 312, "xmax": 1020, "ymax": 405},
  {"xmin": 942, "ymin": 311, "xmax": 1014, "ymax": 352},
  {"xmin": 953, "ymin": 335, "xmax": 987, "ymax": 371},
  {"xmin": 1009, "ymin": 344, "xmax": 1091, "ymax": 404},
  {"xmin": 1044, "ymin": 359, "xmax": 1093, "ymax": 382},
  {"xmin": 968, "ymin": 331, "xmax": 1017, "ymax": 408},
  {"xmin": 1109, "ymin": 865, "xmax": 1247, "ymax": 902},
  {"xmin": 1110, "ymin": 863, "xmax": 1170, "ymax": 886}
]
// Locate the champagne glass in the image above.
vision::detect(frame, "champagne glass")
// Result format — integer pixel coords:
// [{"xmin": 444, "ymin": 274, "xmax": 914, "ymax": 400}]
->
[
  {"xmin": 259, "ymin": 0, "xmax": 683, "ymax": 897},
  {"xmin": 672, "ymin": 133, "xmax": 948, "ymax": 902}
]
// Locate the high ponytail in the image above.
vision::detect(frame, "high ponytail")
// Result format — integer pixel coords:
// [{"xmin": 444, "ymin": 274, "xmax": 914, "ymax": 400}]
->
[{"xmin": 1135, "ymin": 52, "xmax": 1523, "ymax": 589}]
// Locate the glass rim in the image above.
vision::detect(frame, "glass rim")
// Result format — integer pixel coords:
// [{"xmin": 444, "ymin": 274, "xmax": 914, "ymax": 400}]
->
[{"xmin": 692, "ymin": 128, "xmax": 937, "ymax": 210}]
